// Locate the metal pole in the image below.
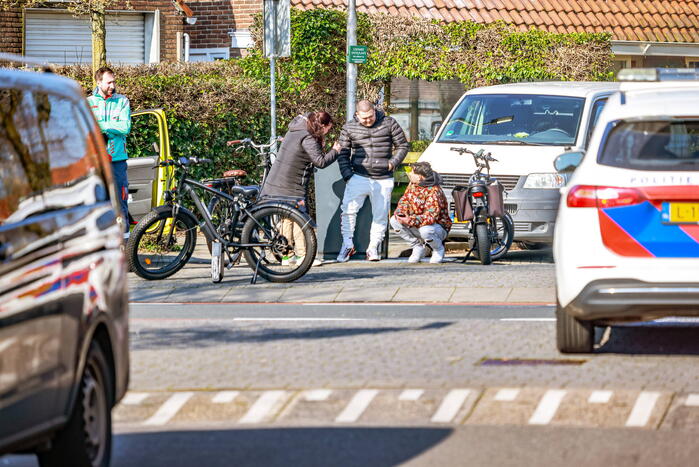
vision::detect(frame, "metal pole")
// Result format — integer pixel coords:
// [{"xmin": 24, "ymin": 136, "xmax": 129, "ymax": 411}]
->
[
  {"xmin": 270, "ymin": 0, "xmax": 278, "ymax": 159},
  {"xmin": 346, "ymin": 0, "xmax": 357, "ymax": 122}
]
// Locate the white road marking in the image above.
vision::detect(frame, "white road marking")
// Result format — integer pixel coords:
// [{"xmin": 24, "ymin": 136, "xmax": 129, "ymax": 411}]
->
[
  {"xmin": 232, "ymin": 318, "xmax": 363, "ymax": 322},
  {"xmin": 302, "ymin": 303, "xmax": 425, "ymax": 306},
  {"xmin": 494, "ymin": 388, "xmax": 520, "ymax": 402},
  {"xmin": 121, "ymin": 392, "xmax": 149, "ymax": 405},
  {"xmin": 399, "ymin": 389, "xmax": 424, "ymax": 401},
  {"xmin": 212, "ymin": 391, "xmax": 239, "ymax": 404},
  {"xmin": 336, "ymin": 389, "xmax": 379, "ymax": 423},
  {"xmin": 588, "ymin": 390, "xmax": 613, "ymax": 404},
  {"xmin": 143, "ymin": 392, "xmax": 193, "ymax": 426},
  {"xmin": 685, "ymin": 394, "xmax": 699, "ymax": 406},
  {"xmin": 529, "ymin": 390, "xmax": 566, "ymax": 425},
  {"xmin": 239, "ymin": 391, "xmax": 287, "ymax": 424},
  {"xmin": 500, "ymin": 318, "xmax": 556, "ymax": 322},
  {"xmin": 304, "ymin": 389, "xmax": 333, "ymax": 401},
  {"xmin": 431, "ymin": 389, "xmax": 471, "ymax": 423},
  {"xmin": 625, "ymin": 392, "xmax": 661, "ymax": 427}
]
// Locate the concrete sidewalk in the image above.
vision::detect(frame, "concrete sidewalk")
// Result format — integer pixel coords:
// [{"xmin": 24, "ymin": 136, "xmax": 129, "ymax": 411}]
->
[{"xmin": 128, "ymin": 240, "xmax": 556, "ymax": 304}]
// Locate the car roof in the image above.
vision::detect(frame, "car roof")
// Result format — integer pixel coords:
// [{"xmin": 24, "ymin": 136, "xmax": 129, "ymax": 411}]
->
[
  {"xmin": 466, "ymin": 81, "xmax": 621, "ymax": 97},
  {"xmin": 0, "ymin": 67, "xmax": 85, "ymax": 102},
  {"xmin": 601, "ymin": 84, "xmax": 699, "ymax": 120}
]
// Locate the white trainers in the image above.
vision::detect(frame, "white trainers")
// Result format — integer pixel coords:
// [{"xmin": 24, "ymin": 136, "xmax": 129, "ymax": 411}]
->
[
  {"xmin": 408, "ymin": 244, "xmax": 426, "ymax": 263},
  {"xmin": 336, "ymin": 244, "xmax": 355, "ymax": 263},
  {"xmin": 429, "ymin": 242, "xmax": 445, "ymax": 263},
  {"xmin": 366, "ymin": 246, "xmax": 380, "ymax": 261}
]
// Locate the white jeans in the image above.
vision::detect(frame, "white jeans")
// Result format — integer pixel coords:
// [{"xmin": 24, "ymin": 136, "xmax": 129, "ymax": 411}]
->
[
  {"xmin": 341, "ymin": 175, "xmax": 394, "ymax": 248},
  {"xmin": 389, "ymin": 216, "xmax": 447, "ymax": 247}
]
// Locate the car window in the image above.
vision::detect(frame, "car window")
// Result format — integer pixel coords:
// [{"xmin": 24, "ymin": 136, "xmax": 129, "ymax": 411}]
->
[
  {"xmin": 584, "ymin": 97, "xmax": 608, "ymax": 148},
  {"xmin": 598, "ymin": 120, "xmax": 699, "ymax": 171},
  {"xmin": 0, "ymin": 88, "xmax": 105, "ymax": 224},
  {"xmin": 438, "ymin": 94, "xmax": 584, "ymax": 146}
]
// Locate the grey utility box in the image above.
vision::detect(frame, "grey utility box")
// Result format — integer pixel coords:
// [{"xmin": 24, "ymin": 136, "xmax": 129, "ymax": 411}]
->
[{"xmin": 314, "ymin": 161, "xmax": 387, "ymax": 260}]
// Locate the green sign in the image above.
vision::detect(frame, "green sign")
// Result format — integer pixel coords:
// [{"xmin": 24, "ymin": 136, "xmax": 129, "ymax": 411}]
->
[{"xmin": 348, "ymin": 45, "xmax": 368, "ymax": 64}]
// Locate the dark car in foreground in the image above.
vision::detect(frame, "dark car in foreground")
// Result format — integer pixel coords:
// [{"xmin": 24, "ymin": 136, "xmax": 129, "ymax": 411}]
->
[{"xmin": 0, "ymin": 64, "xmax": 129, "ymax": 466}]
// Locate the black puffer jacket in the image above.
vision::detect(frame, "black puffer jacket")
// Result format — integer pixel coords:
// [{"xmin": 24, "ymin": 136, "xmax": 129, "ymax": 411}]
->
[
  {"xmin": 260, "ymin": 114, "xmax": 339, "ymax": 199},
  {"xmin": 338, "ymin": 110, "xmax": 409, "ymax": 181}
]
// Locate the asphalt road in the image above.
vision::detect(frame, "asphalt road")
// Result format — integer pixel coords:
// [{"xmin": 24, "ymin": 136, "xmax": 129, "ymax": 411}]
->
[{"xmin": 5, "ymin": 302, "xmax": 699, "ymax": 467}]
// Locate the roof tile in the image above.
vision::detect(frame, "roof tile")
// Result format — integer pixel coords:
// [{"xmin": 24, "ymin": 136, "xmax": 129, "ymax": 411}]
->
[{"xmin": 299, "ymin": 0, "xmax": 699, "ymax": 44}]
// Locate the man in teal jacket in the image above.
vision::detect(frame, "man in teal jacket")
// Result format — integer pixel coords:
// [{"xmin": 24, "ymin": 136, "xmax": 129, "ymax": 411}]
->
[{"xmin": 87, "ymin": 66, "xmax": 132, "ymax": 236}]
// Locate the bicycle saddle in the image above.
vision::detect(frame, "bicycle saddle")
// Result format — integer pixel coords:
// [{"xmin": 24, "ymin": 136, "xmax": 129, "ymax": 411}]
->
[
  {"xmin": 231, "ymin": 185, "xmax": 260, "ymax": 197},
  {"xmin": 223, "ymin": 169, "xmax": 247, "ymax": 178}
]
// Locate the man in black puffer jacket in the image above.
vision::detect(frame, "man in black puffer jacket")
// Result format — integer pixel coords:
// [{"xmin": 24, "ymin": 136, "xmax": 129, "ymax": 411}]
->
[{"xmin": 336, "ymin": 100, "xmax": 409, "ymax": 262}]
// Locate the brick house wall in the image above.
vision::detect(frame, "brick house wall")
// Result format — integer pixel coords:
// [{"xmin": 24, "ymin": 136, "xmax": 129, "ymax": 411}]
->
[
  {"xmin": 184, "ymin": 0, "xmax": 261, "ymax": 58},
  {"xmin": 0, "ymin": 8, "xmax": 23, "ymax": 55}
]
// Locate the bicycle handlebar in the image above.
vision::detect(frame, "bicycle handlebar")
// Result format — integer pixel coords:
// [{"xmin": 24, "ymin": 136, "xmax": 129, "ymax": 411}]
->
[
  {"xmin": 449, "ymin": 147, "xmax": 498, "ymax": 162},
  {"xmin": 159, "ymin": 157, "xmax": 212, "ymax": 168}
]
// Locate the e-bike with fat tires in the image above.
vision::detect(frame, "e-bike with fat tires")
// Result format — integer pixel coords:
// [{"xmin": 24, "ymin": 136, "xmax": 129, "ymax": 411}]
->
[
  {"xmin": 126, "ymin": 156, "xmax": 316, "ymax": 283},
  {"xmin": 450, "ymin": 148, "xmax": 514, "ymax": 265}
]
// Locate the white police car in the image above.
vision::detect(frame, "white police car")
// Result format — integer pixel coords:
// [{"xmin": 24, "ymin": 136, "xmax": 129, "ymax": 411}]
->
[{"xmin": 553, "ymin": 68, "xmax": 699, "ymax": 353}]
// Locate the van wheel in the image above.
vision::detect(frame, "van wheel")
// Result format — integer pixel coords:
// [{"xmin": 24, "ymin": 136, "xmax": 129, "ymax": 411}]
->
[
  {"xmin": 556, "ymin": 301, "xmax": 594, "ymax": 353},
  {"xmin": 38, "ymin": 342, "xmax": 113, "ymax": 467}
]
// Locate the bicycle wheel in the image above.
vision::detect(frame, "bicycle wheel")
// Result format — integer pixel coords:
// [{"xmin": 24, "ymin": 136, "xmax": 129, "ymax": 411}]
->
[
  {"xmin": 241, "ymin": 206, "xmax": 317, "ymax": 283},
  {"xmin": 472, "ymin": 214, "xmax": 514, "ymax": 262},
  {"xmin": 127, "ymin": 208, "xmax": 197, "ymax": 280}
]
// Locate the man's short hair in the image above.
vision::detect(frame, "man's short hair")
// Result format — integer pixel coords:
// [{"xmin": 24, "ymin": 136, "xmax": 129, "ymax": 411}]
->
[
  {"xmin": 95, "ymin": 66, "xmax": 115, "ymax": 82},
  {"xmin": 411, "ymin": 161, "xmax": 433, "ymax": 179},
  {"xmin": 356, "ymin": 99, "xmax": 374, "ymax": 112}
]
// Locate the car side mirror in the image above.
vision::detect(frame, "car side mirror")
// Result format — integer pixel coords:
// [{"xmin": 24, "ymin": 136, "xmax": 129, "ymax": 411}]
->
[{"xmin": 554, "ymin": 150, "xmax": 585, "ymax": 173}]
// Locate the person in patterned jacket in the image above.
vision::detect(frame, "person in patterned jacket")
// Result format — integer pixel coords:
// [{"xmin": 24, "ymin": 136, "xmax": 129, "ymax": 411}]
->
[{"xmin": 390, "ymin": 161, "xmax": 452, "ymax": 263}]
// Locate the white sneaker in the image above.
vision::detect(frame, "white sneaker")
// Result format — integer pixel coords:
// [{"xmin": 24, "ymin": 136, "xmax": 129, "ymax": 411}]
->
[
  {"xmin": 336, "ymin": 244, "xmax": 355, "ymax": 263},
  {"xmin": 429, "ymin": 242, "xmax": 445, "ymax": 263},
  {"xmin": 366, "ymin": 247, "xmax": 380, "ymax": 261},
  {"xmin": 408, "ymin": 244, "xmax": 426, "ymax": 263}
]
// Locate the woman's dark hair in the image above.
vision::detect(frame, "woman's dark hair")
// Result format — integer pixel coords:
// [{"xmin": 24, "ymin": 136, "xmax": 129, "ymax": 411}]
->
[
  {"xmin": 411, "ymin": 161, "xmax": 434, "ymax": 178},
  {"xmin": 307, "ymin": 111, "xmax": 334, "ymax": 145}
]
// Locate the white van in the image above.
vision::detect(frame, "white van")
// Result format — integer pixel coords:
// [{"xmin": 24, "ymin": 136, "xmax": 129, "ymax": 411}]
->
[{"xmin": 418, "ymin": 81, "xmax": 621, "ymax": 246}]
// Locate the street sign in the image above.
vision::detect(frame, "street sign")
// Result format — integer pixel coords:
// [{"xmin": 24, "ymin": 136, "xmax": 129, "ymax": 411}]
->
[
  {"xmin": 264, "ymin": 0, "xmax": 290, "ymax": 58},
  {"xmin": 348, "ymin": 45, "xmax": 367, "ymax": 64}
]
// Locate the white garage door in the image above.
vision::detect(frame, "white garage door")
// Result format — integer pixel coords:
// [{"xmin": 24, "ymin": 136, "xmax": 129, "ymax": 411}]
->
[{"xmin": 25, "ymin": 10, "xmax": 145, "ymax": 65}]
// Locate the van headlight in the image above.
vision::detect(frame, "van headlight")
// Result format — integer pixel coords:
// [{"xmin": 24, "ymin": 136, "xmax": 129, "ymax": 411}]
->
[{"xmin": 523, "ymin": 173, "xmax": 566, "ymax": 189}]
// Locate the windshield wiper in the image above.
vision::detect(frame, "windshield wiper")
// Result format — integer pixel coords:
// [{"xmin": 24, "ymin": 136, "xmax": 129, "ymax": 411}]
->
[{"xmin": 492, "ymin": 140, "xmax": 550, "ymax": 146}]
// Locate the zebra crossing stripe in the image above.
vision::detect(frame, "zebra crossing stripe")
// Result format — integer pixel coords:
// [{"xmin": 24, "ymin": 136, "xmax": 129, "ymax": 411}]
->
[
  {"xmin": 122, "ymin": 392, "xmax": 149, "ymax": 405},
  {"xmin": 685, "ymin": 394, "xmax": 699, "ymax": 407},
  {"xmin": 626, "ymin": 392, "xmax": 661, "ymax": 427},
  {"xmin": 494, "ymin": 389, "xmax": 519, "ymax": 402},
  {"xmin": 399, "ymin": 389, "xmax": 424, "ymax": 401},
  {"xmin": 529, "ymin": 390, "xmax": 566, "ymax": 425},
  {"xmin": 336, "ymin": 390, "xmax": 378, "ymax": 423},
  {"xmin": 240, "ymin": 391, "xmax": 287, "ymax": 424},
  {"xmin": 588, "ymin": 390, "xmax": 613, "ymax": 404},
  {"xmin": 212, "ymin": 391, "xmax": 239, "ymax": 404},
  {"xmin": 305, "ymin": 389, "xmax": 333, "ymax": 401},
  {"xmin": 431, "ymin": 389, "xmax": 471, "ymax": 423},
  {"xmin": 143, "ymin": 392, "xmax": 193, "ymax": 426}
]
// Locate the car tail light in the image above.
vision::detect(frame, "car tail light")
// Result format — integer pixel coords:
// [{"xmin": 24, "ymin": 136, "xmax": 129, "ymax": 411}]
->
[{"xmin": 567, "ymin": 185, "xmax": 645, "ymax": 208}]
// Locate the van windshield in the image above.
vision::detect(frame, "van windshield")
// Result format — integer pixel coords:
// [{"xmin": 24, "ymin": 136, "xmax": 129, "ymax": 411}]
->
[{"xmin": 437, "ymin": 94, "xmax": 584, "ymax": 146}]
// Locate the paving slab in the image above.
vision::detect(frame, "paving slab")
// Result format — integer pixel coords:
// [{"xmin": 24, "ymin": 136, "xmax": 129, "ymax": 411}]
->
[
  {"xmin": 506, "ymin": 287, "xmax": 556, "ymax": 303},
  {"xmin": 450, "ymin": 287, "xmax": 511, "ymax": 303},
  {"xmin": 222, "ymin": 287, "xmax": 286, "ymax": 303},
  {"xmin": 393, "ymin": 287, "xmax": 455, "ymax": 302},
  {"xmin": 279, "ymin": 286, "xmax": 341, "ymax": 302},
  {"xmin": 334, "ymin": 287, "xmax": 399, "ymax": 302}
]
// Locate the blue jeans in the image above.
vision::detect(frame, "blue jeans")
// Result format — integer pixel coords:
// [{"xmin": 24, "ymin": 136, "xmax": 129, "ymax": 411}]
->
[{"xmin": 112, "ymin": 160, "xmax": 129, "ymax": 233}]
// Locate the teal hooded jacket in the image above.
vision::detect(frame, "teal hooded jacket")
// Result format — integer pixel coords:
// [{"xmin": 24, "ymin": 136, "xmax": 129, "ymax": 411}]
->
[{"xmin": 87, "ymin": 89, "xmax": 131, "ymax": 162}]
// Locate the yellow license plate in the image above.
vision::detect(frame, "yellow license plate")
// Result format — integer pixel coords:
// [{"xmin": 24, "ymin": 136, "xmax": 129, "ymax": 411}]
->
[{"xmin": 664, "ymin": 202, "xmax": 699, "ymax": 224}]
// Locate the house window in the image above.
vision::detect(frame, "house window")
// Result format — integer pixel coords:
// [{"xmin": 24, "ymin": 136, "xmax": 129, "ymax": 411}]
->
[
  {"xmin": 389, "ymin": 78, "xmax": 465, "ymax": 142},
  {"xmin": 687, "ymin": 60, "xmax": 699, "ymax": 68},
  {"xmin": 189, "ymin": 47, "xmax": 230, "ymax": 62}
]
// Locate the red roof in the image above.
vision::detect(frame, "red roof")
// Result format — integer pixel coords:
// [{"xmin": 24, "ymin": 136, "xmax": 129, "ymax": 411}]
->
[{"xmin": 290, "ymin": 0, "xmax": 699, "ymax": 42}]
